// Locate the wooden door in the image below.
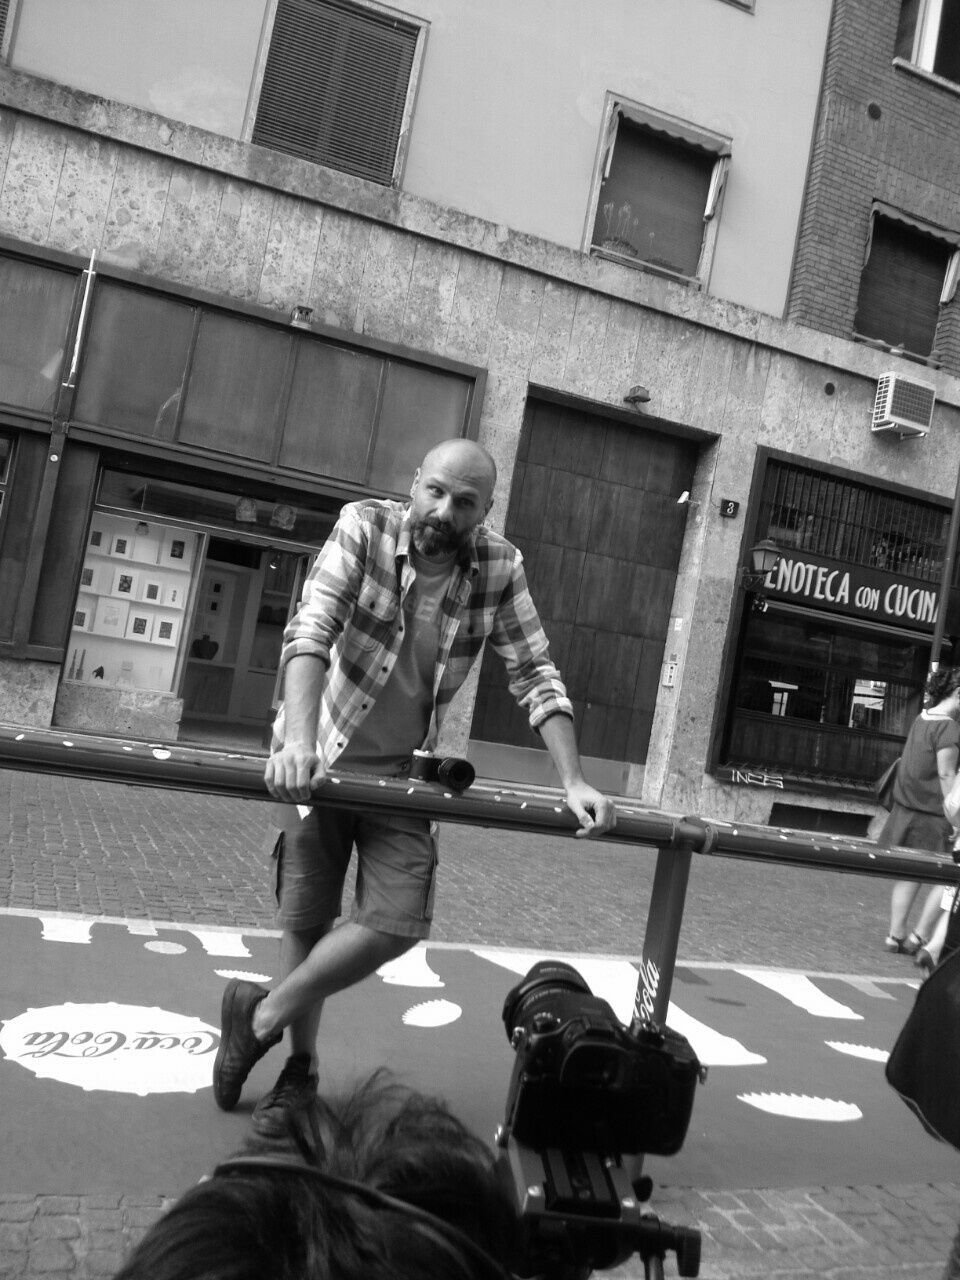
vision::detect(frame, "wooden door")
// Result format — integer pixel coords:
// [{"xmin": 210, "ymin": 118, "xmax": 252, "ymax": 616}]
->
[{"xmin": 471, "ymin": 399, "xmax": 698, "ymax": 765}]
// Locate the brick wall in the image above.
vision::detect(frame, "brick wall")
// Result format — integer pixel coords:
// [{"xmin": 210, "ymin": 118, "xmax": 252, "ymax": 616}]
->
[{"xmin": 789, "ymin": 0, "xmax": 960, "ymax": 375}]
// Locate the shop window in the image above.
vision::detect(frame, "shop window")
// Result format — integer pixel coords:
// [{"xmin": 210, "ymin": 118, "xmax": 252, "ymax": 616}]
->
[
  {"xmin": 97, "ymin": 468, "xmax": 338, "ymax": 548},
  {"xmin": 250, "ymin": 0, "xmax": 427, "ymax": 186},
  {"xmin": 179, "ymin": 314, "xmax": 291, "ymax": 462},
  {"xmin": 370, "ymin": 363, "xmax": 472, "ymax": 490},
  {"xmin": 726, "ymin": 611, "xmax": 928, "ymax": 783},
  {"xmin": 65, "ymin": 512, "xmax": 201, "ymax": 700},
  {"xmin": 73, "ymin": 282, "xmax": 196, "ymax": 439},
  {"xmin": 281, "ymin": 341, "xmax": 384, "ymax": 481},
  {"xmin": 0, "ymin": 255, "xmax": 76, "ymax": 413},
  {"xmin": 73, "ymin": 271, "xmax": 480, "ymax": 495},
  {"xmin": 855, "ymin": 212, "xmax": 957, "ymax": 358},
  {"xmin": 587, "ymin": 96, "xmax": 731, "ymax": 282},
  {"xmin": 895, "ymin": 0, "xmax": 960, "ymax": 84}
]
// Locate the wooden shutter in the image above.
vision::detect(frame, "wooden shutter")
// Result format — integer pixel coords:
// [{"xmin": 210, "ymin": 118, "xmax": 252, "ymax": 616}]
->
[
  {"xmin": 592, "ymin": 120, "xmax": 713, "ymax": 276},
  {"xmin": 253, "ymin": 0, "xmax": 419, "ymax": 185},
  {"xmin": 854, "ymin": 217, "xmax": 949, "ymax": 356}
]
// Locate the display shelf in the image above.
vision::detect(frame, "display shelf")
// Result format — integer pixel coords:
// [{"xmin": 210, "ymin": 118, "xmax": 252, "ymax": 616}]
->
[
  {"xmin": 84, "ymin": 548, "xmax": 193, "ymax": 573},
  {"xmin": 69, "ymin": 512, "xmax": 200, "ymax": 693}
]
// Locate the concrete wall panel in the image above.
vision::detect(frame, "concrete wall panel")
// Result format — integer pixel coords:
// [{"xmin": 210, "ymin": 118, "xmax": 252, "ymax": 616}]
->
[
  {"xmin": 310, "ymin": 210, "xmax": 372, "ymax": 332},
  {"xmin": 49, "ymin": 134, "xmax": 118, "ymax": 257},
  {"xmin": 257, "ymin": 197, "xmax": 325, "ymax": 313}
]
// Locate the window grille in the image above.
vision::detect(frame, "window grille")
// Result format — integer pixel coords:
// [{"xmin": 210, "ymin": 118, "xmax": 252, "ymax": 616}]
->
[
  {"xmin": 252, "ymin": 0, "xmax": 421, "ymax": 185},
  {"xmin": 758, "ymin": 460, "xmax": 948, "ymax": 583}
]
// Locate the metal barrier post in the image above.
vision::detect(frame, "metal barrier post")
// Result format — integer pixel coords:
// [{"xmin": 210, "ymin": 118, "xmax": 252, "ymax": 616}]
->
[{"xmin": 634, "ymin": 843, "xmax": 693, "ymax": 1029}]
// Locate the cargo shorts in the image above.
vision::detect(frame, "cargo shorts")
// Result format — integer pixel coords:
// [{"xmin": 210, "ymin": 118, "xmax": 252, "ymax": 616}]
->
[{"xmin": 271, "ymin": 804, "xmax": 438, "ymax": 939}]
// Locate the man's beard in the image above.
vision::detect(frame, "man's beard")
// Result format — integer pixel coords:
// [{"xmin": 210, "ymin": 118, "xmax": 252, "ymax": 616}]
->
[{"xmin": 411, "ymin": 517, "xmax": 466, "ymax": 557}]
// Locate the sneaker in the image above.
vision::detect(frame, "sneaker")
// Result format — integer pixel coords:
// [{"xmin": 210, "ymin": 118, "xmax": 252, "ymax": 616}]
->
[
  {"xmin": 251, "ymin": 1054, "xmax": 319, "ymax": 1138},
  {"xmin": 212, "ymin": 979, "xmax": 282, "ymax": 1111}
]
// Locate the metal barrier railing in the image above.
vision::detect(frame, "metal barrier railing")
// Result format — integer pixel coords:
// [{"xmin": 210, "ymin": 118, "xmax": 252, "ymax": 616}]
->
[{"xmin": 1, "ymin": 722, "xmax": 957, "ymax": 1029}]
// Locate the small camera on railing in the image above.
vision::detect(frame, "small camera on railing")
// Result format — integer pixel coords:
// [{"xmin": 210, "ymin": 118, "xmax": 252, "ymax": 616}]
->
[
  {"xmin": 495, "ymin": 960, "xmax": 704, "ymax": 1278},
  {"xmin": 408, "ymin": 749, "xmax": 476, "ymax": 793}
]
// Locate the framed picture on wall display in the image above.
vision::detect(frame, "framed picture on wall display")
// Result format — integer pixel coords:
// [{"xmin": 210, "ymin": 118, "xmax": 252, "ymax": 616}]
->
[
  {"xmin": 110, "ymin": 534, "xmax": 134, "ymax": 559},
  {"xmin": 163, "ymin": 583, "xmax": 185, "ymax": 608},
  {"xmin": 112, "ymin": 569, "xmax": 139, "ymax": 599},
  {"xmin": 72, "ymin": 598, "xmax": 94, "ymax": 631},
  {"xmin": 152, "ymin": 614, "xmax": 179, "ymax": 647},
  {"xmin": 140, "ymin": 578, "xmax": 163, "ymax": 604},
  {"xmin": 125, "ymin": 612, "xmax": 153, "ymax": 642},
  {"xmin": 92, "ymin": 597, "xmax": 129, "ymax": 636},
  {"xmin": 160, "ymin": 528, "xmax": 194, "ymax": 568},
  {"xmin": 88, "ymin": 524, "xmax": 107, "ymax": 551},
  {"xmin": 79, "ymin": 566, "xmax": 95, "ymax": 589},
  {"xmin": 132, "ymin": 527, "xmax": 162, "ymax": 565}
]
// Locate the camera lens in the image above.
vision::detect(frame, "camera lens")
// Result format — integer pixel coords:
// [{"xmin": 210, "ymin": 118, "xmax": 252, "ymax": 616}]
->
[
  {"xmin": 501, "ymin": 960, "xmax": 592, "ymax": 1043},
  {"xmin": 436, "ymin": 757, "xmax": 476, "ymax": 792}
]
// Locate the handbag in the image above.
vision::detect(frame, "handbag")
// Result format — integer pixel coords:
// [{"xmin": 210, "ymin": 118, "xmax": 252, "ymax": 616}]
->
[
  {"xmin": 874, "ymin": 756, "xmax": 900, "ymax": 810},
  {"xmin": 886, "ymin": 945, "xmax": 960, "ymax": 1149}
]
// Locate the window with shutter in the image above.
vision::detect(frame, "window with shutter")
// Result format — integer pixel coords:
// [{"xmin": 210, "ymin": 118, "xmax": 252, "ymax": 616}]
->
[
  {"xmin": 586, "ymin": 95, "xmax": 731, "ymax": 285},
  {"xmin": 252, "ymin": 0, "xmax": 425, "ymax": 186},
  {"xmin": 854, "ymin": 214, "xmax": 952, "ymax": 358},
  {"xmin": 895, "ymin": 0, "xmax": 960, "ymax": 84}
]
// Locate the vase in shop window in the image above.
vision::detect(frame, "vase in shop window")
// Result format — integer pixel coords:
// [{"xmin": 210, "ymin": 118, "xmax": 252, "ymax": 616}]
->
[{"xmin": 191, "ymin": 634, "xmax": 219, "ymax": 660}]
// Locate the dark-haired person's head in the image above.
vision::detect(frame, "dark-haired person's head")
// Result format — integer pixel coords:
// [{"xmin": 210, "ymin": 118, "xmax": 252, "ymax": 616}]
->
[
  {"xmin": 113, "ymin": 1071, "xmax": 517, "ymax": 1280},
  {"xmin": 925, "ymin": 665, "xmax": 960, "ymax": 708}
]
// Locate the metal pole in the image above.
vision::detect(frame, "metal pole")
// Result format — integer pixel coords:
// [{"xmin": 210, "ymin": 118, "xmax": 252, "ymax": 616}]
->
[
  {"xmin": 633, "ymin": 844, "xmax": 693, "ymax": 1029},
  {"xmin": 0, "ymin": 724, "xmax": 955, "ymax": 884},
  {"xmin": 929, "ymin": 454, "xmax": 960, "ymax": 673}
]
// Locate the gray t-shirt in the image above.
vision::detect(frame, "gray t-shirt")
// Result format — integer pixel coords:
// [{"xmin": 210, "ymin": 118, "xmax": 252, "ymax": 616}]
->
[
  {"xmin": 337, "ymin": 548, "xmax": 455, "ymax": 775},
  {"xmin": 894, "ymin": 711, "xmax": 960, "ymax": 814}
]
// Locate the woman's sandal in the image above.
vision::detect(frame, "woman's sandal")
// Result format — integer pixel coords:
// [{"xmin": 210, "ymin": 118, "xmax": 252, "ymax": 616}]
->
[
  {"xmin": 885, "ymin": 931, "xmax": 925, "ymax": 955},
  {"xmin": 916, "ymin": 947, "xmax": 936, "ymax": 977}
]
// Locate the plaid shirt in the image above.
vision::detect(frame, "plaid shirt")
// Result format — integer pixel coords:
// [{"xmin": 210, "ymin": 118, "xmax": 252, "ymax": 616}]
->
[{"xmin": 272, "ymin": 498, "xmax": 573, "ymax": 764}]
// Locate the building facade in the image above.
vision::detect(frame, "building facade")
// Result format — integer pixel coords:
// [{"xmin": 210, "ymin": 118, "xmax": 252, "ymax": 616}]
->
[{"xmin": 0, "ymin": 0, "xmax": 958, "ymax": 832}]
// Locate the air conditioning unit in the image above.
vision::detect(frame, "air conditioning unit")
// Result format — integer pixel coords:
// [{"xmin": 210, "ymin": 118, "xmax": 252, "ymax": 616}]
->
[{"xmin": 871, "ymin": 371, "xmax": 936, "ymax": 439}]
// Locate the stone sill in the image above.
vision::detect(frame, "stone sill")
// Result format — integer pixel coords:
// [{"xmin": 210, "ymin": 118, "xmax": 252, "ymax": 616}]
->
[
  {"xmin": 2, "ymin": 65, "xmax": 960, "ymax": 408},
  {"xmin": 892, "ymin": 57, "xmax": 960, "ymax": 101}
]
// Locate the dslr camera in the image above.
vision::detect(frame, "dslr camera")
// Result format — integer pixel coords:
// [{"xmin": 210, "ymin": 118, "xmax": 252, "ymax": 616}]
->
[
  {"xmin": 496, "ymin": 960, "xmax": 704, "ymax": 1279},
  {"xmin": 408, "ymin": 749, "xmax": 476, "ymax": 793}
]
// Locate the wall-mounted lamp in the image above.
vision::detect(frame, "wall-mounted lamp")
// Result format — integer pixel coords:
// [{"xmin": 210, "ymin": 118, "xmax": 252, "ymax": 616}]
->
[
  {"xmin": 290, "ymin": 305, "xmax": 314, "ymax": 330},
  {"xmin": 739, "ymin": 538, "xmax": 782, "ymax": 612},
  {"xmin": 623, "ymin": 384, "xmax": 651, "ymax": 410},
  {"xmin": 269, "ymin": 503, "xmax": 297, "ymax": 531},
  {"xmin": 135, "ymin": 521, "xmax": 149, "ymax": 535}
]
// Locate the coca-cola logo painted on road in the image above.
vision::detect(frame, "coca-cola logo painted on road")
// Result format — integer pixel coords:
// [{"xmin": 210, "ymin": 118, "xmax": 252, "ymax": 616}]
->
[{"xmin": 0, "ymin": 1002, "xmax": 218, "ymax": 1095}]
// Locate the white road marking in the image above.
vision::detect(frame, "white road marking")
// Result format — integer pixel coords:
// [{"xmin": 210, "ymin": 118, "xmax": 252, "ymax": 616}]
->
[
  {"xmin": 377, "ymin": 949, "xmax": 445, "ymax": 987},
  {"xmin": 737, "ymin": 969, "xmax": 862, "ymax": 1019},
  {"xmin": 825, "ymin": 1041, "xmax": 889, "ymax": 1063},
  {"xmin": 39, "ymin": 917, "xmax": 92, "ymax": 944},
  {"xmin": 739, "ymin": 1092, "xmax": 862, "ymax": 1121},
  {"xmin": 402, "ymin": 999, "xmax": 461, "ymax": 1027},
  {"xmin": 186, "ymin": 930, "xmax": 251, "ymax": 958}
]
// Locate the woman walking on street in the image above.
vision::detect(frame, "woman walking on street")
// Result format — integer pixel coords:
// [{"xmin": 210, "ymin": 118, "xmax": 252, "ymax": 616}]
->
[{"xmin": 880, "ymin": 666, "xmax": 960, "ymax": 964}]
